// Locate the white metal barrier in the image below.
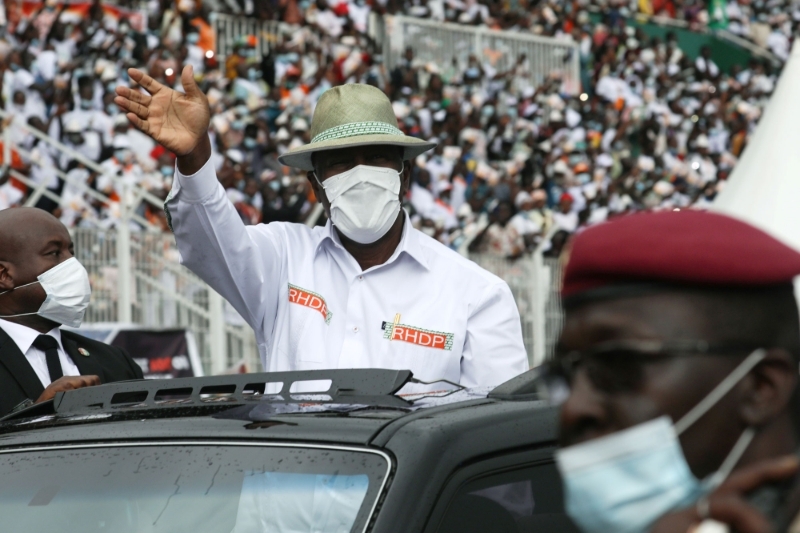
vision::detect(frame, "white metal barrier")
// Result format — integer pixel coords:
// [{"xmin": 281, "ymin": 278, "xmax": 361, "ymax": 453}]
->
[
  {"xmin": 211, "ymin": 13, "xmax": 292, "ymax": 62},
  {"xmin": 383, "ymin": 15, "xmax": 582, "ymax": 95},
  {"xmin": 72, "ymin": 228, "xmax": 260, "ymax": 375},
  {"xmin": 468, "ymin": 253, "xmax": 563, "ymax": 368}
]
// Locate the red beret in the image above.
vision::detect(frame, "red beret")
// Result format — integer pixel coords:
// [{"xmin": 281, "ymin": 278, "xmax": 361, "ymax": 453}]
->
[{"xmin": 562, "ymin": 210, "xmax": 800, "ymax": 299}]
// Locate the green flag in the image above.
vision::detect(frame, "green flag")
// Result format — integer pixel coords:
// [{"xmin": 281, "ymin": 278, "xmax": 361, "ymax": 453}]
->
[{"xmin": 708, "ymin": 0, "xmax": 729, "ymax": 30}]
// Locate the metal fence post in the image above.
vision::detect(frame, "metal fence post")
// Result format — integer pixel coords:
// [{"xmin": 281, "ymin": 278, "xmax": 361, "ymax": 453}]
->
[
  {"xmin": 117, "ymin": 183, "xmax": 132, "ymax": 323},
  {"xmin": 208, "ymin": 289, "xmax": 227, "ymax": 375},
  {"xmin": 531, "ymin": 249, "xmax": 546, "ymax": 367},
  {"xmin": 2, "ymin": 124, "xmax": 9, "ymax": 169}
]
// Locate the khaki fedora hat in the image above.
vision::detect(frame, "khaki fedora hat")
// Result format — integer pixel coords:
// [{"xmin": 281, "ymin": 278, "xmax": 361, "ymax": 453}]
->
[{"xmin": 278, "ymin": 84, "xmax": 437, "ymax": 171}]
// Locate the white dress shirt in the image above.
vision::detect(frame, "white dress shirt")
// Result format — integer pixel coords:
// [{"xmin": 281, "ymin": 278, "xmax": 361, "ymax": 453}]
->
[
  {"xmin": 166, "ymin": 158, "xmax": 528, "ymax": 392},
  {"xmin": 0, "ymin": 319, "xmax": 80, "ymax": 387}
]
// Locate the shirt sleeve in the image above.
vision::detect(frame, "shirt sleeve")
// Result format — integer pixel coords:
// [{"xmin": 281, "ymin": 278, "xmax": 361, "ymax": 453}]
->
[
  {"xmin": 460, "ymin": 281, "xmax": 529, "ymax": 388},
  {"xmin": 165, "ymin": 156, "xmax": 285, "ymax": 339}
]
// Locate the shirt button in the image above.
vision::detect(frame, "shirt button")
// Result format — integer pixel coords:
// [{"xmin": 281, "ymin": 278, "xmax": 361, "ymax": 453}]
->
[
  {"xmin": 358, "ymin": 275, "xmax": 364, "ymax": 281},
  {"xmin": 353, "ymin": 326, "xmax": 359, "ymax": 333}
]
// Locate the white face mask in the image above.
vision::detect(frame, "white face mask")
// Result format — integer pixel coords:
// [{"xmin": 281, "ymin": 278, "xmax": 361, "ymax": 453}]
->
[
  {"xmin": 555, "ymin": 348, "xmax": 766, "ymax": 533},
  {"xmin": 317, "ymin": 164, "xmax": 402, "ymax": 244},
  {"xmin": 0, "ymin": 257, "xmax": 92, "ymax": 328}
]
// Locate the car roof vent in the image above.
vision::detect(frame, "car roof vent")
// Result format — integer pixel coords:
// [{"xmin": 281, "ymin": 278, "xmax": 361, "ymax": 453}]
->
[{"xmin": 5, "ymin": 369, "xmax": 414, "ymax": 421}]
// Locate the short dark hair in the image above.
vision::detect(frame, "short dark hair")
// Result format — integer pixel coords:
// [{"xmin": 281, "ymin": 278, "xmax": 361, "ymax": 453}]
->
[{"xmin": 680, "ymin": 285, "xmax": 800, "ymax": 360}]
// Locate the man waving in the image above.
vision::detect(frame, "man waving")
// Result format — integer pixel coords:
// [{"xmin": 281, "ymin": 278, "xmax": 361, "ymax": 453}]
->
[{"xmin": 115, "ymin": 66, "xmax": 527, "ymax": 391}]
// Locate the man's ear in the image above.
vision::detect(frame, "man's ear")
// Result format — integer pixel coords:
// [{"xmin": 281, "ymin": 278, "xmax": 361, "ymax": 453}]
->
[
  {"xmin": 0, "ymin": 262, "xmax": 14, "ymax": 291},
  {"xmin": 306, "ymin": 171, "xmax": 321, "ymax": 202},
  {"xmin": 400, "ymin": 159, "xmax": 412, "ymax": 198},
  {"xmin": 307, "ymin": 171, "xmax": 331, "ymax": 216},
  {"xmin": 739, "ymin": 349, "xmax": 798, "ymax": 427}
]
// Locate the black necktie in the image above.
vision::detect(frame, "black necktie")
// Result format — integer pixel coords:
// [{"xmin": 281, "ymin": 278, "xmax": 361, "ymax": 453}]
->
[{"xmin": 32, "ymin": 335, "xmax": 63, "ymax": 383}]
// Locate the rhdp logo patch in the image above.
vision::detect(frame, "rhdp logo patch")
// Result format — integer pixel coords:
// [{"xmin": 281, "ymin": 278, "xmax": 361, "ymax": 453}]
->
[
  {"xmin": 288, "ymin": 284, "xmax": 332, "ymax": 324},
  {"xmin": 382, "ymin": 314, "xmax": 454, "ymax": 351}
]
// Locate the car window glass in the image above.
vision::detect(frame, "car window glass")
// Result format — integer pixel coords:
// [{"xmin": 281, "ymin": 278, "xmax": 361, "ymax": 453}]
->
[
  {"xmin": 436, "ymin": 462, "xmax": 580, "ymax": 533},
  {"xmin": 0, "ymin": 444, "xmax": 388, "ymax": 533}
]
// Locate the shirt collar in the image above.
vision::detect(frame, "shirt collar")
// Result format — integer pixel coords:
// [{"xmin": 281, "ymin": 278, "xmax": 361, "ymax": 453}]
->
[
  {"xmin": 0, "ymin": 318, "xmax": 63, "ymax": 355},
  {"xmin": 317, "ymin": 210, "xmax": 430, "ymax": 271}
]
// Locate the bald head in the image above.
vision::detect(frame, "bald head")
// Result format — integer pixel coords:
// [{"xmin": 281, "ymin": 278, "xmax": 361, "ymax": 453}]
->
[
  {"xmin": 0, "ymin": 208, "xmax": 70, "ymax": 262},
  {"xmin": 0, "ymin": 208, "xmax": 75, "ymax": 331}
]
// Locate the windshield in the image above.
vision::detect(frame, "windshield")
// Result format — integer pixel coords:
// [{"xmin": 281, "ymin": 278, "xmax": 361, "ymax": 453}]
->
[{"xmin": 0, "ymin": 443, "xmax": 390, "ymax": 533}]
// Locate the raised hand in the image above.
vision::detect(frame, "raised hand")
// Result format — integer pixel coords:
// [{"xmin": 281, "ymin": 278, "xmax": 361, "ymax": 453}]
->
[{"xmin": 114, "ymin": 65, "xmax": 210, "ymax": 157}]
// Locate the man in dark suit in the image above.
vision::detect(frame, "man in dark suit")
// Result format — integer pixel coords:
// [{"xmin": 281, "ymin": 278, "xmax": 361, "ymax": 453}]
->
[{"xmin": 0, "ymin": 208, "xmax": 143, "ymax": 416}]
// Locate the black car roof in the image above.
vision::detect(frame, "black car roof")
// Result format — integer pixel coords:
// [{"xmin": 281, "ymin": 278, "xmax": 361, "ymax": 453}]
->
[{"xmin": 0, "ymin": 368, "xmax": 557, "ymax": 451}]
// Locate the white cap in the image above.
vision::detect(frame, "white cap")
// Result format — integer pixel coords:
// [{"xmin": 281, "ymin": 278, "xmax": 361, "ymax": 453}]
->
[
  {"xmin": 653, "ymin": 180, "xmax": 675, "ymax": 196},
  {"xmin": 112, "ymin": 136, "xmax": 131, "ymax": 149},
  {"xmin": 113, "ymin": 114, "xmax": 129, "ymax": 127},
  {"xmin": 553, "ymin": 159, "xmax": 569, "ymax": 174},
  {"xmin": 226, "ymin": 149, "xmax": 244, "ymax": 164},
  {"xmin": 515, "ymin": 190, "xmax": 532, "ymax": 208},
  {"xmin": 596, "ymin": 153, "xmax": 613, "ymax": 168},
  {"xmin": 292, "ymin": 118, "xmax": 309, "ymax": 132},
  {"xmin": 695, "ymin": 134, "xmax": 710, "ymax": 149}
]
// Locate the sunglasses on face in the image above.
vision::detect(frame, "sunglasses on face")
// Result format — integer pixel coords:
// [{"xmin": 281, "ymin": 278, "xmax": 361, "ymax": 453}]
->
[{"xmin": 539, "ymin": 339, "xmax": 762, "ymax": 399}]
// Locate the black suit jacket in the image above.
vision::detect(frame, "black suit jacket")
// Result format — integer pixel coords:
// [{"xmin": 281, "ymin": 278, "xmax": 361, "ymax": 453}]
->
[{"xmin": 0, "ymin": 328, "xmax": 144, "ymax": 416}]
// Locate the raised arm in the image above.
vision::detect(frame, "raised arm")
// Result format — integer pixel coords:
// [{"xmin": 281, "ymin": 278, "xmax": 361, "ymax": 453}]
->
[{"xmin": 113, "ymin": 66, "xmax": 284, "ymax": 337}]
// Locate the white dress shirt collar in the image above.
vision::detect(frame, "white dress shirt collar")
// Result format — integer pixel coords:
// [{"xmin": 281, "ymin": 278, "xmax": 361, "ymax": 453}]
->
[
  {"xmin": 317, "ymin": 209, "xmax": 431, "ymax": 271},
  {"xmin": 0, "ymin": 318, "xmax": 64, "ymax": 355}
]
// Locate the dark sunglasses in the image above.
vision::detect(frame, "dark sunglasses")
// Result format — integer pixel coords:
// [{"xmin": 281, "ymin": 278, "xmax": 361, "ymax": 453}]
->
[{"xmin": 540, "ymin": 339, "xmax": 762, "ymax": 399}]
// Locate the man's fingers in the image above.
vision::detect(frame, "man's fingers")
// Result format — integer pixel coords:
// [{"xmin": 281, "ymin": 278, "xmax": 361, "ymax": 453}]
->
[
  {"xmin": 114, "ymin": 85, "xmax": 152, "ymax": 106},
  {"xmin": 125, "ymin": 113, "xmax": 150, "ymax": 135},
  {"xmin": 181, "ymin": 64, "xmax": 202, "ymax": 98},
  {"xmin": 704, "ymin": 494, "xmax": 773, "ymax": 533},
  {"xmin": 35, "ymin": 375, "xmax": 102, "ymax": 402},
  {"xmin": 78, "ymin": 375, "xmax": 102, "ymax": 387},
  {"xmin": 127, "ymin": 67, "xmax": 163, "ymax": 95},
  {"xmin": 720, "ymin": 455, "xmax": 799, "ymax": 493},
  {"xmin": 113, "ymin": 96, "xmax": 150, "ymax": 120}
]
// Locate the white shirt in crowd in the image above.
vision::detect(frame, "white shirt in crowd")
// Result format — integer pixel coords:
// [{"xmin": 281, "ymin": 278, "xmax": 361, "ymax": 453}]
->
[
  {"xmin": 166, "ymin": 159, "xmax": 529, "ymax": 392},
  {"xmin": 0, "ymin": 183, "xmax": 24, "ymax": 211},
  {"xmin": 0, "ymin": 318, "xmax": 80, "ymax": 387}
]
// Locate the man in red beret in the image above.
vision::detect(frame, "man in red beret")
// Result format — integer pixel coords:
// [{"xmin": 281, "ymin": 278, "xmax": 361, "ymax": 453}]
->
[{"xmin": 550, "ymin": 210, "xmax": 800, "ymax": 533}]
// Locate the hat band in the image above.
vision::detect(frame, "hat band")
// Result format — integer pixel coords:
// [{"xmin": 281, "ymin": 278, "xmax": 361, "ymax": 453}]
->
[{"xmin": 311, "ymin": 121, "xmax": 404, "ymax": 144}]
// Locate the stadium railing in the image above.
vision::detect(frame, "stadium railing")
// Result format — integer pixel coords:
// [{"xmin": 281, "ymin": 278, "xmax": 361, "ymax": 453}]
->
[
  {"xmin": 470, "ymin": 233, "xmax": 564, "ymax": 368},
  {"xmin": 209, "ymin": 11, "xmax": 581, "ymax": 97},
  {"xmin": 211, "ymin": 12, "xmax": 295, "ymax": 62},
  {"xmin": 381, "ymin": 14, "xmax": 582, "ymax": 95}
]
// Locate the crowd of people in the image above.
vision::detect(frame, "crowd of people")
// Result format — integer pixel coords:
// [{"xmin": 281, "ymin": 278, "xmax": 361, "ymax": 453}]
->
[{"xmin": 0, "ymin": 0, "xmax": 785, "ymax": 258}]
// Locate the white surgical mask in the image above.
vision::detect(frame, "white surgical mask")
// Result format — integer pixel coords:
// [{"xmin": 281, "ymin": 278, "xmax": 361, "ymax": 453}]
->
[
  {"xmin": 556, "ymin": 348, "xmax": 766, "ymax": 533},
  {"xmin": 0, "ymin": 257, "xmax": 92, "ymax": 328},
  {"xmin": 317, "ymin": 164, "xmax": 402, "ymax": 244}
]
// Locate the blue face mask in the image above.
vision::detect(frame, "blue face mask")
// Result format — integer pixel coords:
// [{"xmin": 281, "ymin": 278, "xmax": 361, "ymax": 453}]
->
[
  {"xmin": 161, "ymin": 165, "xmax": 173, "ymax": 177},
  {"xmin": 80, "ymin": 99, "xmax": 93, "ymax": 110},
  {"xmin": 106, "ymin": 104, "xmax": 118, "ymax": 116},
  {"xmin": 244, "ymin": 138, "xmax": 257, "ymax": 149},
  {"xmin": 186, "ymin": 33, "xmax": 200, "ymax": 44},
  {"xmin": 556, "ymin": 349, "xmax": 765, "ymax": 533}
]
